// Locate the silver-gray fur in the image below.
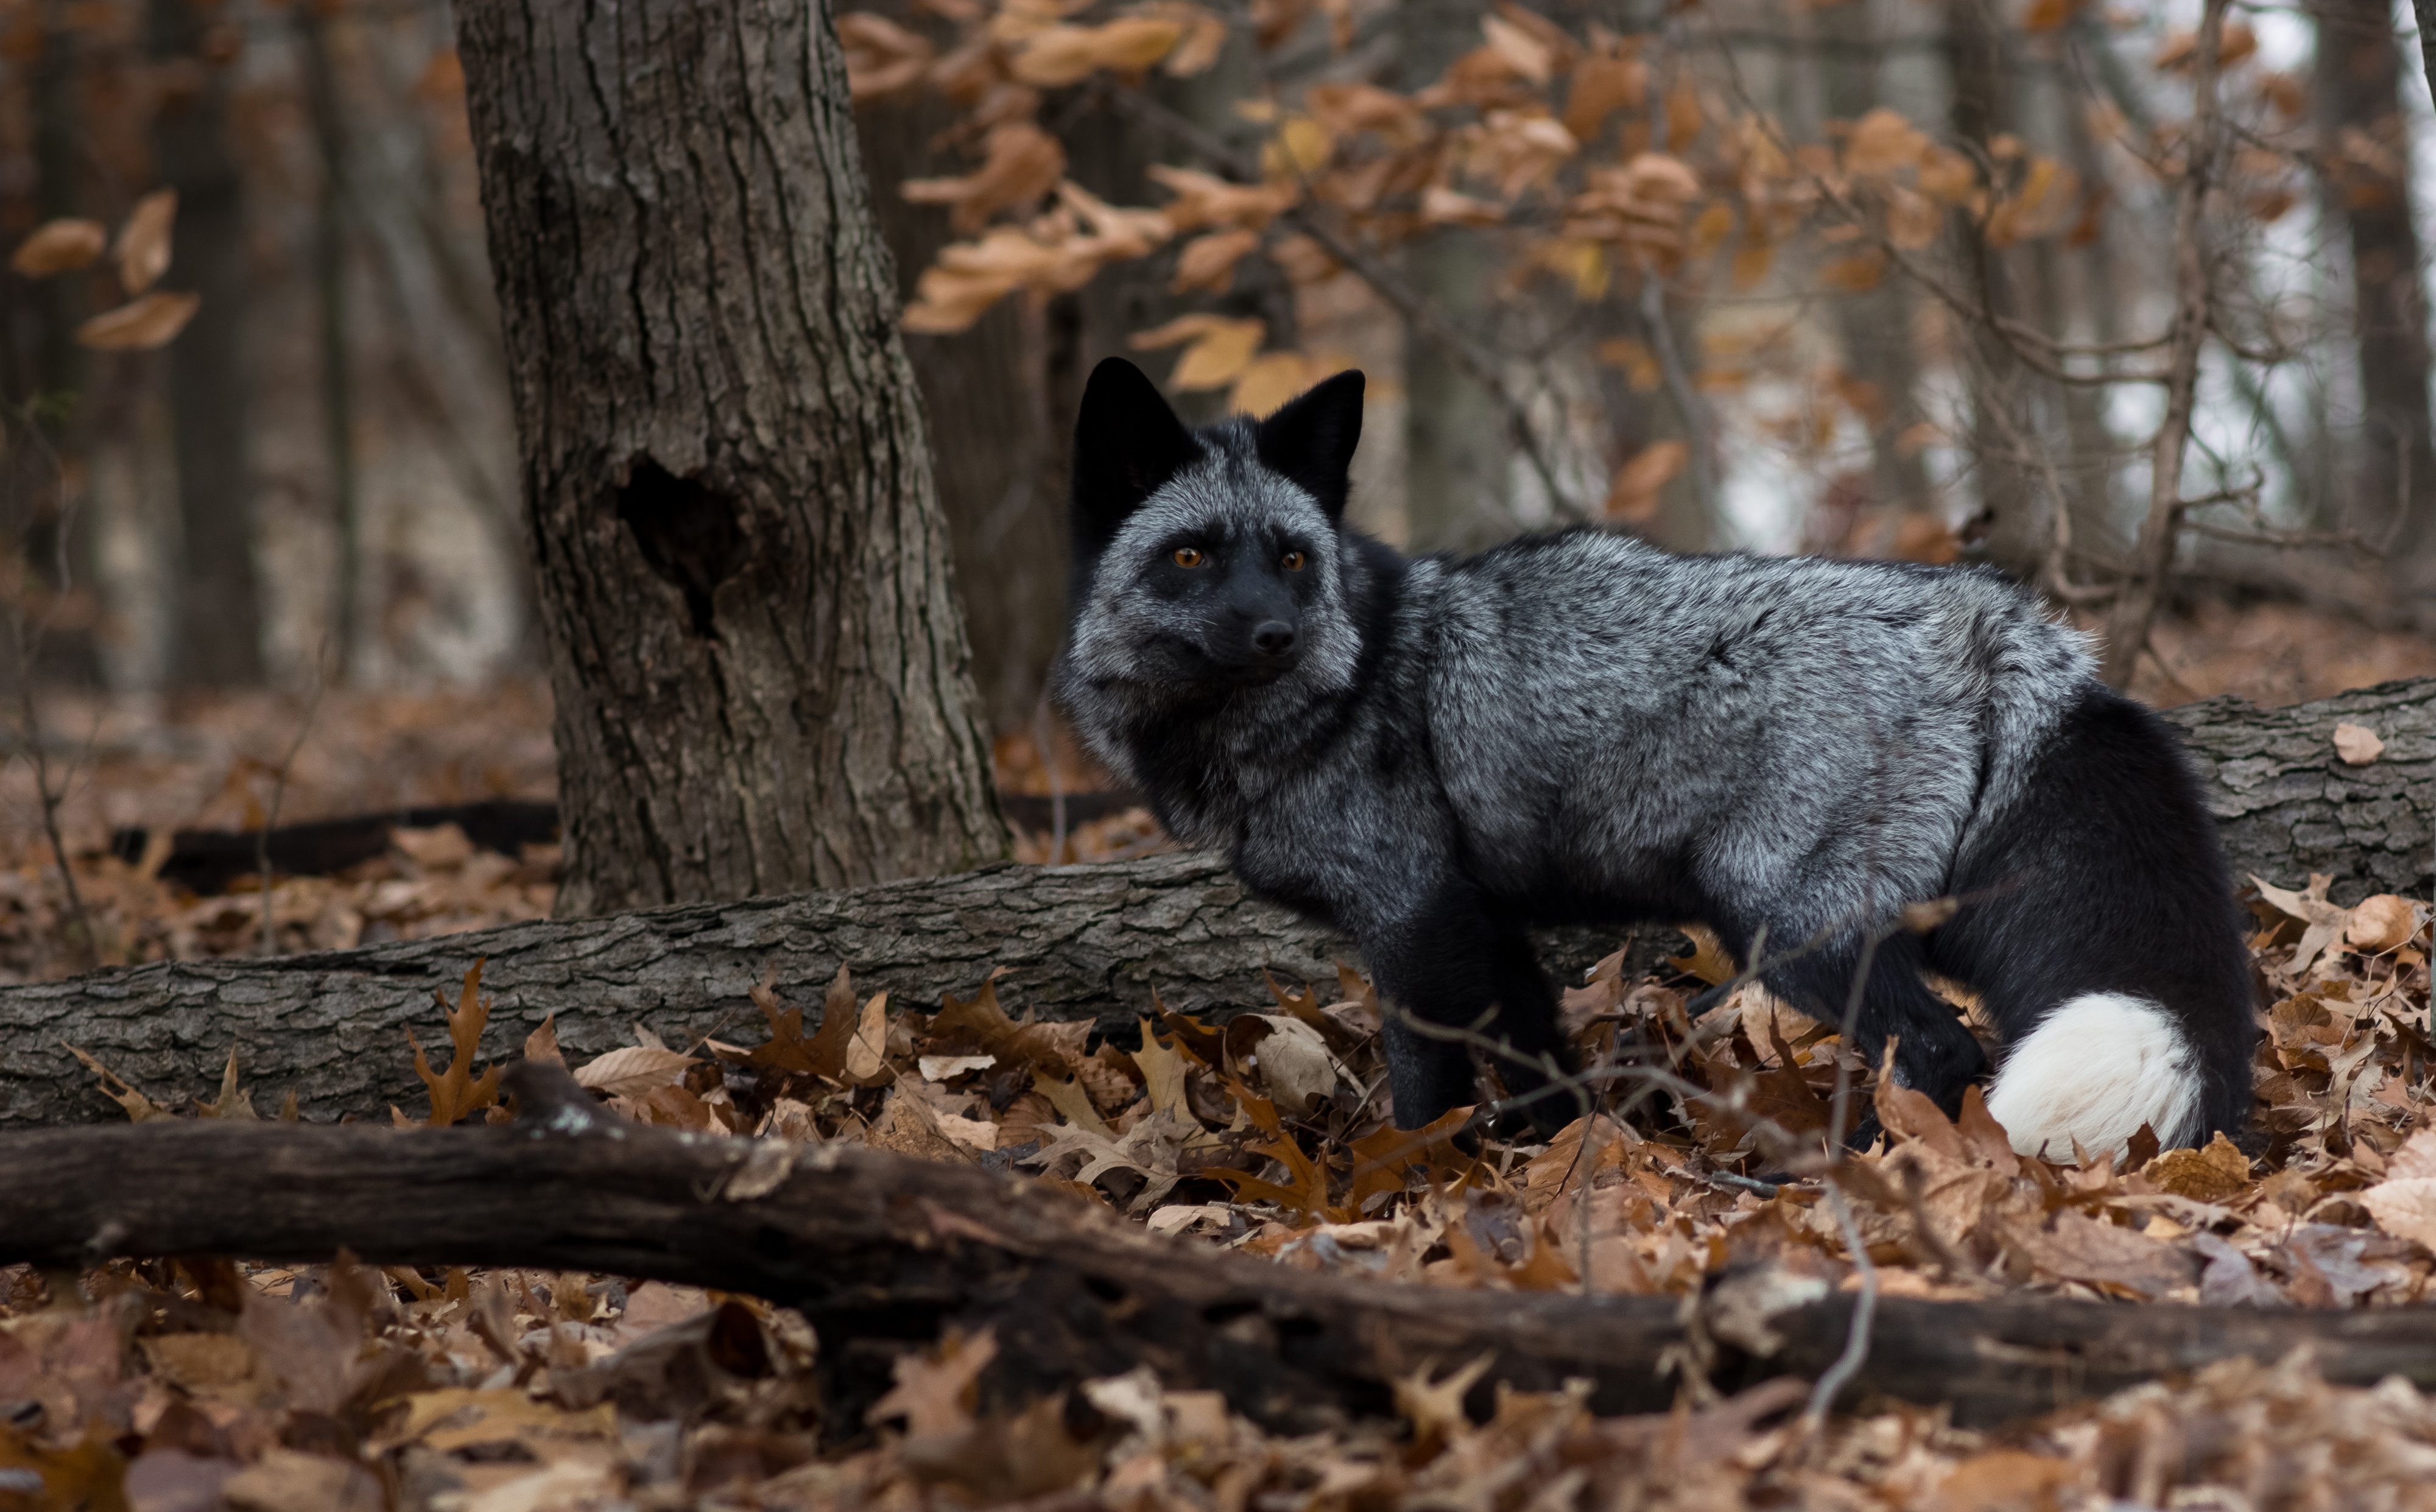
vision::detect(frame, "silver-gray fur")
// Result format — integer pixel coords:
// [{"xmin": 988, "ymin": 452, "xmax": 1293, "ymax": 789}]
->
[{"xmin": 1057, "ymin": 359, "xmax": 2258, "ymax": 1150}]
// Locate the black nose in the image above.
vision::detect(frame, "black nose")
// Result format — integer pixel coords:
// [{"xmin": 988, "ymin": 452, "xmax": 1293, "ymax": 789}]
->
[{"xmin": 1251, "ymin": 621, "xmax": 1297, "ymax": 656}]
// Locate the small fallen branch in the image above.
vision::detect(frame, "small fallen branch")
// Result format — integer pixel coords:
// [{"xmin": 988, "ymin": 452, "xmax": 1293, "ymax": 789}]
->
[{"xmin": 7, "ymin": 1061, "xmax": 2436, "ymax": 1432}]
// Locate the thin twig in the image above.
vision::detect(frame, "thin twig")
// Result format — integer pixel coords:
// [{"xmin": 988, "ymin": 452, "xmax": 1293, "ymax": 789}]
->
[
  {"xmin": 1803, "ymin": 1181, "xmax": 1878, "ymax": 1430},
  {"xmin": 258, "ymin": 648, "xmax": 334, "ymax": 957},
  {"xmin": 2100, "ymin": 0, "xmax": 2230, "ymax": 689},
  {"xmin": 4, "ymin": 404, "xmax": 96, "ymax": 971},
  {"xmin": 1638, "ymin": 266, "xmax": 1718, "ymax": 522}
]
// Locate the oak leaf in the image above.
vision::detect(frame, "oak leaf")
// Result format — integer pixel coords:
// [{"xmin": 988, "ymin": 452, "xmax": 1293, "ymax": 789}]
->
[{"xmin": 408, "ymin": 958, "xmax": 501, "ymax": 1127}]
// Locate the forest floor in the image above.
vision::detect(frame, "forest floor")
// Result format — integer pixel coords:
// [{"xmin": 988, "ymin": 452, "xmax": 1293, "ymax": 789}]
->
[{"xmin": 2, "ymin": 596, "xmax": 2435, "ymax": 1508}]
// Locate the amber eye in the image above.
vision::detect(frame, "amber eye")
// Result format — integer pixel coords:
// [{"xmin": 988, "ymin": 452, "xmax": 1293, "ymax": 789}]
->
[
  {"xmin": 1281, "ymin": 550, "xmax": 1306, "ymax": 571},
  {"xmin": 1172, "ymin": 547, "xmax": 1204, "ymax": 568}
]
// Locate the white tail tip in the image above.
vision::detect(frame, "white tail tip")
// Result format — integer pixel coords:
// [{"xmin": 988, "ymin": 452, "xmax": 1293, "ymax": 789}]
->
[{"xmin": 1984, "ymin": 992, "xmax": 2202, "ymax": 1160}]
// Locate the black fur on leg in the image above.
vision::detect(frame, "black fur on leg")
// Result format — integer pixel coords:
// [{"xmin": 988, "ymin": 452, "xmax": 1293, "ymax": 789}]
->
[
  {"xmin": 1763, "ymin": 929, "xmax": 1990, "ymax": 1123},
  {"xmin": 1369, "ymin": 884, "xmax": 1575, "ymax": 1135},
  {"xmin": 1929, "ymin": 684, "xmax": 2258, "ymax": 1145}
]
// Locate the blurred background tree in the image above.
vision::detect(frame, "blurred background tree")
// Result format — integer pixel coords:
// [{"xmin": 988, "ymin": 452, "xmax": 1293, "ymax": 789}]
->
[{"xmin": 2, "ymin": 0, "xmax": 2434, "ymax": 856}]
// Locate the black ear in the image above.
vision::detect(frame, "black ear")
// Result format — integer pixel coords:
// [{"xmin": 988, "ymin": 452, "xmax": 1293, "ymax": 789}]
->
[
  {"xmin": 1255, "ymin": 369, "xmax": 1365, "ymax": 521},
  {"xmin": 1071, "ymin": 358, "xmax": 1200, "ymax": 557}
]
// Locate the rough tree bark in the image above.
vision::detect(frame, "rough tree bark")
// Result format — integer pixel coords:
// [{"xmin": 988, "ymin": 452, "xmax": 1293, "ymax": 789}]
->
[
  {"xmin": 150, "ymin": 0, "xmax": 265, "ymax": 688},
  {"xmin": 2315, "ymin": 0, "xmax": 2436, "ymax": 610},
  {"xmin": 0, "ymin": 680, "xmax": 2426, "ymax": 1127},
  {"xmin": 2170, "ymin": 677, "xmax": 2434, "ymax": 905},
  {"xmin": 452, "ymin": 0, "xmax": 1008, "ymax": 916},
  {"xmin": 8, "ymin": 1066, "xmax": 2436, "ymax": 1433}
]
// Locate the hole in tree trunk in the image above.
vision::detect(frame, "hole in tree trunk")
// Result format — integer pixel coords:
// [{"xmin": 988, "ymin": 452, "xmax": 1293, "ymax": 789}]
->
[{"xmin": 616, "ymin": 458, "xmax": 747, "ymax": 638}]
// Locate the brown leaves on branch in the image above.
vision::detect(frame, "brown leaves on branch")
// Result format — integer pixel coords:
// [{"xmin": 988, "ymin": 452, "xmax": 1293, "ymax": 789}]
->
[{"xmin": 14, "ymin": 191, "xmax": 200, "ymax": 350}]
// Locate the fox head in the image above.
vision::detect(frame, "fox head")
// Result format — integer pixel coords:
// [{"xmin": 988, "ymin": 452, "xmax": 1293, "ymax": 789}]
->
[{"xmin": 1061, "ymin": 357, "xmax": 1368, "ymax": 701}]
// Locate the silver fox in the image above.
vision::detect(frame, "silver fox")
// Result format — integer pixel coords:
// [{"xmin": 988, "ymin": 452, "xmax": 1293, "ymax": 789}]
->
[{"xmin": 1054, "ymin": 359, "xmax": 2258, "ymax": 1155}]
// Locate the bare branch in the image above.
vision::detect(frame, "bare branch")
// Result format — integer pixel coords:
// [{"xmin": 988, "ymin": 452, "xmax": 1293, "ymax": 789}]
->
[{"xmin": 2102, "ymin": 0, "xmax": 2232, "ymax": 689}]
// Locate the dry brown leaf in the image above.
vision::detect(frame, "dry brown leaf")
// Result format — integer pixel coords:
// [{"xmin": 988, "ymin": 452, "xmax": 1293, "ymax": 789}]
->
[
  {"xmin": 842, "ymin": 991, "xmax": 893, "ymax": 1084},
  {"xmin": 2360, "ymin": 1176, "xmax": 2436, "ymax": 1251},
  {"xmin": 1562, "ymin": 52, "xmax": 1645, "ymax": 142},
  {"xmin": 409, "ymin": 958, "xmax": 502, "ymax": 1127},
  {"xmin": 524, "ymin": 1013, "xmax": 564, "ymax": 1066},
  {"xmin": 1843, "ymin": 107, "xmax": 1927, "ymax": 178},
  {"xmin": 1011, "ymin": 18, "xmax": 1182, "ymax": 86},
  {"xmin": 2252, "ymin": 873, "xmax": 2349, "ymax": 974},
  {"xmin": 1604, "ymin": 441, "xmax": 1687, "ymax": 522},
  {"xmin": 836, "ymin": 12, "xmax": 934, "ymax": 99},
  {"xmin": 1130, "ymin": 313, "xmax": 1264, "ymax": 390},
  {"xmin": 902, "ymin": 123, "xmax": 1065, "ymax": 234},
  {"xmin": 572, "ymin": 1045, "xmax": 699, "ymax": 1097},
  {"xmin": 195, "ymin": 1046, "xmax": 257, "ymax": 1120},
  {"xmin": 920, "ymin": 1053, "xmax": 996, "ymax": 1081},
  {"xmin": 77, "ymin": 290, "xmax": 202, "ymax": 351},
  {"xmin": 65, "ymin": 1043, "xmax": 169, "ymax": 1122},
  {"xmin": 1170, "ymin": 228, "xmax": 1261, "ymax": 292},
  {"xmin": 745, "ymin": 966, "xmax": 857, "ymax": 1078},
  {"xmin": 1229, "ymin": 351, "xmax": 1317, "ymax": 417},
  {"xmin": 115, "ymin": 189, "xmax": 177, "ymax": 295},
  {"xmin": 1223, "ymin": 1014, "xmax": 1342, "ymax": 1116},
  {"xmin": 1420, "ymin": 186, "xmax": 1504, "ymax": 227},
  {"xmin": 1932, "ymin": 1450, "xmax": 2079, "ymax": 1511},
  {"xmin": 1032, "ymin": 1068, "xmax": 1114, "ymax": 1139},
  {"xmin": 868, "ymin": 1328, "xmax": 997, "ymax": 1438},
  {"xmin": 2333, "ymin": 722, "xmax": 2385, "ymax": 765},
  {"xmin": 2007, "ymin": 1209, "xmax": 2198, "ymax": 1300},
  {"xmin": 12, "ymin": 217, "xmax": 107, "ymax": 276},
  {"xmin": 865, "ymin": 1088, "xmax": 980, "ymax": 1164},
  {"xmin": 1818, "ymin": 250, "xmax": 1886, "ymax": 293},
  {"xmin": 1140, "ymin": 1, "xmax": 1228, "ymax": 74},
  {"xmin": 1131, "ymin": 1019, "xmax": 1191, "ymax": 1117},
  {"xmin": 2143, "ymin": 1131, "xmax": 2251, "ymax": 1203},
  {"xmin": 2346, "ymin": 895, "xmax": 2420, "ymax": 953}
]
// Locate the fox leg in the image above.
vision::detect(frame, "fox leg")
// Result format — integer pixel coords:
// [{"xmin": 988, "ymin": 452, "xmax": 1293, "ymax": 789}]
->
[
  {"xmin": 1764, "ymin": 930, "xmax": 1989, "ymax": 1146},
  {"xmin": 1368, "ymin": 887, "xmax": 1574, "ymax": 1134}
]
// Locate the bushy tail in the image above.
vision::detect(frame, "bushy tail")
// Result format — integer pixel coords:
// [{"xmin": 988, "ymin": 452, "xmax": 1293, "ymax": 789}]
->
[{"xmin": 1983, "ymin": 992, "xmax": 2203, "ymax": 1159}]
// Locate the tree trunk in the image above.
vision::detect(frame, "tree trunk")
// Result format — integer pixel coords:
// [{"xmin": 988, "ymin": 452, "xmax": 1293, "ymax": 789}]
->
[
  {"xmin": 1816, "ymin": 0, "xmax": 1932, "ymax": 523},
  {"xmin": 1943, "ymin": 0, "xmax": 2041, "ymax": 577},
  {"xmin": 1397, "ymin": 0, "xmax": 1513, "ymax": 552},
  {"xmin": 297, "ymin": 0, "xmax": 362, "ymax": 679},
  {"xmin": 856, "ymin": 65, "xmax": 1066, "ymax": 739},
  {"xmin": 451, "ymin": 0, "xmax": 1009, "ymax": 917},
  {"xmin": 10, "ymin": 1069, "xmax": 2436, "ymax": 1433},
  {"xmin": 2314, "ymin": 0, "xmax": 2436, "ymax": 610},
  {"xmin": 150, "ymin": 0, "xmax": 266, "ymax": 689},
  {"xmin": 1, "ymin": 679, "xmax": 2426, "ymax": 1128}
]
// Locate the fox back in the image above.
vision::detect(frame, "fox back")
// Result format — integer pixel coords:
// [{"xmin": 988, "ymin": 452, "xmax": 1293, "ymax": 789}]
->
[{"xmin": 1055, "ymin": 358, "xmax": 2258, "ymax": 1156}]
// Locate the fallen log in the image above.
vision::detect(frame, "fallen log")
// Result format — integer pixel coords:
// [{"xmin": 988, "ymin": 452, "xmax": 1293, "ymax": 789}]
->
[
  {"xmin": 2169, "ymin": 677, "xmax": 2433, "ymax": 905},
  {"xmin": 1, "ymin": 679, "xmax": 2426, "ymax": 1128},
  {"xmin": 4, "ymin": 1063, "xmax": 2434, "ymax": 1432}
]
